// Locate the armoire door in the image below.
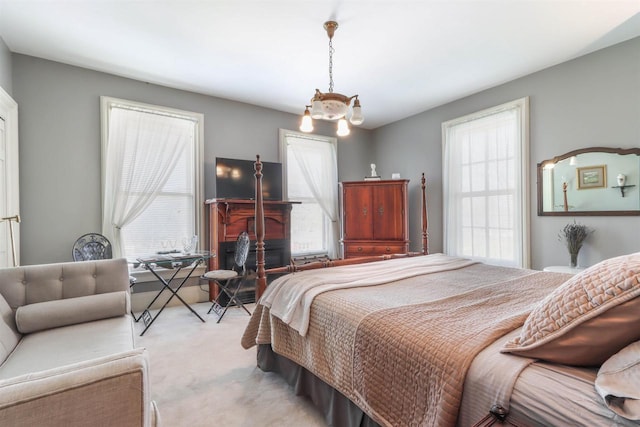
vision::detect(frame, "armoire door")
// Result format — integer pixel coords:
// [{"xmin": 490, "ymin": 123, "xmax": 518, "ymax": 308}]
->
[
  {"xmin": 372, "ymin": 183, "xmax": 406, "ymax": 240},
  {"xmin": 342, "ymin": 185, "xmax": 372, "ymax": 240}
]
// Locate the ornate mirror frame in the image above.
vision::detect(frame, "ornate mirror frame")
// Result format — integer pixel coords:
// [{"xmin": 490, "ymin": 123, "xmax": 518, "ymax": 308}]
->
[{"xmin": 537, "ymin": 147, "xmax": 640, "ymax": 216}]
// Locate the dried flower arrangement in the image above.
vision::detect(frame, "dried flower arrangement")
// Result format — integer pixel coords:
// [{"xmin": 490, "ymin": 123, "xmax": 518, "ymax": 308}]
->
[{"xmin": 558, "ymin": 221, "xmax": 593, "ymax": 267}]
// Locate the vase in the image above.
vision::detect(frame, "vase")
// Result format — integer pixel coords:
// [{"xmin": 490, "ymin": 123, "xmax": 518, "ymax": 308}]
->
[
  {"xmin": 617, "ymin": 174, "xmax": 626, "ymax": 186},
  {"xmin": 570, "ymin": 251, "xmax": 579, "ymax": 268}
]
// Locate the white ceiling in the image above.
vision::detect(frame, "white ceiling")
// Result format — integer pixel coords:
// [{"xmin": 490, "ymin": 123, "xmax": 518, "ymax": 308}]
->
[{"xmin": 1, "ymin": 1, "xmax": 639, "ymax": 129}]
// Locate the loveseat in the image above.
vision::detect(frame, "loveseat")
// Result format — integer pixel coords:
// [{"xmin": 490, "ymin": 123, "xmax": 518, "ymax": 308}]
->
[{"xmin": 0, "ymin": 258, "xmax": 159, "ymax": 426}]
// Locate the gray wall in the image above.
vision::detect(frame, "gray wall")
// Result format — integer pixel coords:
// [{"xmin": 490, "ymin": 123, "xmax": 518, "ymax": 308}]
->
[
  {"xmin": 8, "ymin": 37, "xmax": 640, "ymax": 268},
  {"xmin": 12, "ymin": 55, "xmax": 373, "ymax": 265},
  {"xmin": 0, "ymin": 37, "xmax": 12, "ymax": 96},
  {"xmin": 373, "ymin": 36, "xmax": 640, "ymax": 269}
]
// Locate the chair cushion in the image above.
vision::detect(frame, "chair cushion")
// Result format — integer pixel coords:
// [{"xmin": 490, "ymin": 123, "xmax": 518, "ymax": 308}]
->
[
  {"xmin": 203, "ymin": 270, "xmax": 238, "ymax": 280},
  {"xmin": 15, "ymin": 291, "xmax": 128, "ymax": 334}
]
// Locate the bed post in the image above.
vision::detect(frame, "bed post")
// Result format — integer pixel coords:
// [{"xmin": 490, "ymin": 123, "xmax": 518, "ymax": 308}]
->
[
  {"xmin": 255, "ymin": 155, "xmax": 267, "ymax": 300},
  {"xmin": 421, "ymin": 173, "xmax": 429, "ymax": 255}
]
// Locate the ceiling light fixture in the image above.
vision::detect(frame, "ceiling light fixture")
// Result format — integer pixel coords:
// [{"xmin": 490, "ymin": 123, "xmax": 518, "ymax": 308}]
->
[{"xmin": 299, "ymin": 21, "xmax": 363, "ymax": 137}]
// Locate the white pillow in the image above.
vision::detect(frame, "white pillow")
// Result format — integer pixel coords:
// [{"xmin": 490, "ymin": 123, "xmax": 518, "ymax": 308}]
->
[{"xmin": 595, "ymin": 340, "xmax": 640, "ymax": 420}]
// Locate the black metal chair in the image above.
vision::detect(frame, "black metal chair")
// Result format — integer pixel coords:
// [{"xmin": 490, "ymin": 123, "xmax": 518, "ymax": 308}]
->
[
  {"xmin": 72, "ymin": 233, "xmax": 137, "ymax": 314},
  {"xmin": 202, "ymin": 231, "xmax": 251, "ymax": 323},
  {"xmin": 72, "ymin": 233, "xmax": 113, "ymax": 261}
]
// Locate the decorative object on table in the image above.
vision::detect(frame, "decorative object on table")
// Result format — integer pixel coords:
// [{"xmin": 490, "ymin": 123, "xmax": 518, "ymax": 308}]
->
[
  {"xmin": 562, "ymin": 181, "xmax": 568, "ymax": 212},
  {"xmin": 182, "ymin": 235, "xmax": 198, "ymax": 254},
  {"xmin": 392, "ymin": 173, "xmax": 401, "ymax": 179},
  {"xmin": 298, "ymin": 20, "xmax": 364, "ymax": 137},
  {"xmin": 558, "ymin": 220, "xmax": 593, "ymax": 268},
  {"xmin": 576, "ymin": 165, "xmax": 607, "ymax": 190}
]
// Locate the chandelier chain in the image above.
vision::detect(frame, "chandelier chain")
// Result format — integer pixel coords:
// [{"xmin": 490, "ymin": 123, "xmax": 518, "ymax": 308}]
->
[{"xmin": 328, "ymin": 38, "xmax": 334, "ymax": 93}]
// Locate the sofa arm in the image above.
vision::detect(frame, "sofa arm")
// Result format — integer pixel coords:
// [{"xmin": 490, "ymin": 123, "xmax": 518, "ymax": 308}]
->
[{"xmin": 0, "ymin": 348, "xmax": 158, "ymax": 426}]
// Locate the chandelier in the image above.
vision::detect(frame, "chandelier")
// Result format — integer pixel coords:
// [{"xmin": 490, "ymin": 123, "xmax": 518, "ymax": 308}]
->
[{"xmin": 299, "ymin": 21, "xmax": 363, "ymax": 137}]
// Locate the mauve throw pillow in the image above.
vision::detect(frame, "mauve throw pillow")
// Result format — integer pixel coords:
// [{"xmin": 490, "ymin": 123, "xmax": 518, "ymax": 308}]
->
[{"xmin": 501, "ymin": 252, "xmax": 640, "ymax": 366}]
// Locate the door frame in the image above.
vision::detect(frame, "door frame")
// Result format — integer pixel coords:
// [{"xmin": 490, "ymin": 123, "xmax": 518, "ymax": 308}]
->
[{"xmin": 0, "ymin": 86, "xmax": 19, "ymax": 266}]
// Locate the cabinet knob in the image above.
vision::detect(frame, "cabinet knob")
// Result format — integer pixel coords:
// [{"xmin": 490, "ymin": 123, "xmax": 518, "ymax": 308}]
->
[
  {"xmin": 362, "ymin": 207, "xmax": 368, "ymax": 216},
  {"xmin": 378, "ymin": 206, "xmax": 384, "ymax": 216},
  {"xmin": 357, "ymin": 247, "xmax": 363, "ymax": 252},
  {"xmin": 385, "ymin": 247, "xmax": 391, "ymax": 252}
]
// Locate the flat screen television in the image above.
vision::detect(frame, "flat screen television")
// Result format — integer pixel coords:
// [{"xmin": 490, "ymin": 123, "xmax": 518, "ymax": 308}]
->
[{"xmin": 215, "ymin": 157, "xmax": 283, "ymax": 201}]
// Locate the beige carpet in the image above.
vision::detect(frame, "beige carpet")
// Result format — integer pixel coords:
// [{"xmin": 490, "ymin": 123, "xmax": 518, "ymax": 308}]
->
[{"xmin": 136, "ymin": 302, "xmax": 328, "ymax": 427}]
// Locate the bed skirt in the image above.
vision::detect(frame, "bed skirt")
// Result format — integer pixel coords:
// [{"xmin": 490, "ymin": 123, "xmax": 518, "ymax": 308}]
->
[{"xmin": 257, "ymin": 344, "xmax": 381, "ymax": 427}]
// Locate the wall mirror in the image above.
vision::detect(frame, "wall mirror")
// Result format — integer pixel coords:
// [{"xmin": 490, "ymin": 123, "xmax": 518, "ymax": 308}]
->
[{"xmin": 537, "ymin": 147, "xmax": 640, "ymax": 216}]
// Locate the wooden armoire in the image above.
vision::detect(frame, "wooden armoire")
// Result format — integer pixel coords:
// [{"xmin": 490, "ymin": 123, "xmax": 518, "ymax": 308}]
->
[{"xmin": 340, "ymin": 180, "xmax": 409, "ymax": 258}]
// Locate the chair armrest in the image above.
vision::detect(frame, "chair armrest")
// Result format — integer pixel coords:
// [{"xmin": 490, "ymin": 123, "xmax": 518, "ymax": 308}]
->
[{"xmin": 0, "ymin": 348, "xmax": 155, "ymax": 426}]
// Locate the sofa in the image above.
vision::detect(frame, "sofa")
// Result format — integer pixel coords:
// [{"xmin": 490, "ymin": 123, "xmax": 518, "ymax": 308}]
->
[{"xmin": 0, "ymin": 258, "xmax": 159, "ymax": 426}]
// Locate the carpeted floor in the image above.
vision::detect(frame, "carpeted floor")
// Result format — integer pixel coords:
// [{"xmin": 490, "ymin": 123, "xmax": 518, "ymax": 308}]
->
[{"xmin": 136, "ymin": 302, "xmax": 328, "ymax": 427}]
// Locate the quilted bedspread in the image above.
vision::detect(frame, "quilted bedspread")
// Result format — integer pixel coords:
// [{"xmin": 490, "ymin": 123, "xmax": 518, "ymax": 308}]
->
[{"xmin": 242, "ymin": 258, "xmax": 569, "ymax": 427}]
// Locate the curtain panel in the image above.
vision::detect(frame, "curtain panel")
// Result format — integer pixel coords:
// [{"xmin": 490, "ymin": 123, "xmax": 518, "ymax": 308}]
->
[{"xmin": 102, "ymin": 107, "xmax": 192, "ymax": 257}]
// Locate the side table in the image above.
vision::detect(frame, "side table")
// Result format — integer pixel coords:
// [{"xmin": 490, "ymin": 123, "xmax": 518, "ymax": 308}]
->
[
  {"xmin": 133, "ymin": 251, "xmax": 213, "ymax": 335},
  {"xmin": 543, "ymin": 265, "xmax": 586, "ymax": 275}
]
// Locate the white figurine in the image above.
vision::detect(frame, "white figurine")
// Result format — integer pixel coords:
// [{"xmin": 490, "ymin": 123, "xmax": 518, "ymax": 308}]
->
[{"xmin": 370, "ymin": 163, "xmax": 377, "ymax": 177}]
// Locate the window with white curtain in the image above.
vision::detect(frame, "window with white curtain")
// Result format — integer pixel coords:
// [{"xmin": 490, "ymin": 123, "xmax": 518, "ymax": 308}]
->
[
  {"xmin": 442, "ymin": 97, "xmax": 529, "ymax": 268},
  {"xmin": 100, "ymin": 97, "xmax": 203, "ymax": 260},
  {"xmin": 279, "ymin": 129, "xmax": 339, "ymax": 258}
]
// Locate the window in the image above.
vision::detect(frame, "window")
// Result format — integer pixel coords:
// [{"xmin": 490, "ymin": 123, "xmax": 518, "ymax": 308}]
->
[
  {"xmin": 279, "ymin": 129, "xmax": 339, "ymax": 258},
  {"xmin": 442, "ymin": 97, "xmax": 529, "ymax": 268},
  {"xmin": 100, "ymin": 97, "xmax": 203, "ymax": 259}
]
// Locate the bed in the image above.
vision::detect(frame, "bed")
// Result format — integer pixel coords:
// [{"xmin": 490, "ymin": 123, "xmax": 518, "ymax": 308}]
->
[{"xmin": 243, "ymin": 156, "xmax": 640, "ymax": 427}]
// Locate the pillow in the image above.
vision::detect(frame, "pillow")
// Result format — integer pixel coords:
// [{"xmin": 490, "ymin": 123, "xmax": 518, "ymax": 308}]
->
[
  {"xmin": 595, "ymin": 340, "xmax": 640, "ymax": 420},
  {"xmin": 15, "ymin": 291, "xmax": 128, "ymax": 334},
  {"xmin": 501, "ymin": 252, "xmax": 640, "ymax": 366}
]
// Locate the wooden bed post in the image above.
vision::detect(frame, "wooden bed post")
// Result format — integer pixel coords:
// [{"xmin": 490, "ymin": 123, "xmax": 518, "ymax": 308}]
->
[
  {"xmin": 421, "ymin": 173, "xmax": 429, "ymax": 255},
  {"xmin": 254, "ymin": 155, "xmax": 267, "ymax": 300}
]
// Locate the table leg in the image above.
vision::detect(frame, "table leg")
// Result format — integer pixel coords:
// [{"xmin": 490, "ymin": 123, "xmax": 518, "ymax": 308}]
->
[{"xmin": 138, "ymin": 259, "xmax": 206, "ymax": 336}]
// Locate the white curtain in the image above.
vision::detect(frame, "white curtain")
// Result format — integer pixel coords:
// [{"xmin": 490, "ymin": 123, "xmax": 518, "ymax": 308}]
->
[
  {"xmin": 102, "ymin": 107, "xmax": 193, "ymax": 257},
  {"xmin": 443, "ymin": 99, "xmax": 528, "ymax": 268},
  {"xmin": 286, "ymin": 135, "xmax": 340, "ymax": 258}
]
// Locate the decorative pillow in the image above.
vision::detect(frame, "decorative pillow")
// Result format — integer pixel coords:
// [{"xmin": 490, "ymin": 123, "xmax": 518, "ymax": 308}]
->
[
  {"xmin": 15, "ymin": 291, "xmax": 128, "ymax": 334},
  {"xmin": 595, "ymin": 340, "xmax": 640, "ymax": 420},
  {"xmin": 501, "ymin": 252, "xmax": 640, "ymax": 366}
]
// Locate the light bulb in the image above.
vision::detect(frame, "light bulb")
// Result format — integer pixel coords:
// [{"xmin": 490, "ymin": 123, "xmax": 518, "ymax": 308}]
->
[
  {"xmin": 300, "ymin": 107, "xmax": 313, "ymax": 133},
  {"xmin": 350, "ymin": 105, "xmax": 364, "ymax": 125},
  {"xmin": 337, "ymin": 118, "xmax": 350, "ymax": 137}
]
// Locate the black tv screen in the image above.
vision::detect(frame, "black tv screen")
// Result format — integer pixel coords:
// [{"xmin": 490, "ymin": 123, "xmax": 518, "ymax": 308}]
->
[{"xmin": 215, "ymin": 157, "xmax": 283, "ymax": 201}]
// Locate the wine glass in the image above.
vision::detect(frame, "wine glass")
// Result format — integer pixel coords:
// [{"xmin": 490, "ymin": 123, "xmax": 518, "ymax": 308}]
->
[{"xmin": 182, "ymin": 235, "xmax": 198, "ymax": 254}]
